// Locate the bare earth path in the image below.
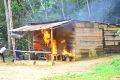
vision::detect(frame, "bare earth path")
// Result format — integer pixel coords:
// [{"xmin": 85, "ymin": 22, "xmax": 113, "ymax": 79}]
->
[{"xmin": 0, "ymin": 55, "xmax": 117, "ymax": 80}]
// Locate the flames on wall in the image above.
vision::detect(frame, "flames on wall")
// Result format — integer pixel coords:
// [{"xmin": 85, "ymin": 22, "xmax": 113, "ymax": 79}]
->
[{"xmin": 40, "ymin": 29, "xmax": 75, "ymax": 57}]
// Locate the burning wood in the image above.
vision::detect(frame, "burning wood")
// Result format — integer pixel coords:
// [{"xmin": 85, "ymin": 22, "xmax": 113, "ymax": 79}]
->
[
  {"xmin": 41, "ymin": 30, "xmax": 50, "ymax": 47},
  {"xmin": 63, "ymin": 47, "xmax": 74, "ymax": 57},
  {"xmin": 61, "ymin": 39, "xmax": 65, "ymax": 44},
  {"xmin": 61, "ymin": 39, "xmax": 75, "ymax": 57},
  {"xmin": 40, "ymin": 29, "xmax": 75, "ymax": 59},
  {"xmin": 52, "ymin": 40, "xmax": 57, "ymax": 55},
  {"xmin": 41, "ymin": 29, "xmax": 58, "ymax": 55}
]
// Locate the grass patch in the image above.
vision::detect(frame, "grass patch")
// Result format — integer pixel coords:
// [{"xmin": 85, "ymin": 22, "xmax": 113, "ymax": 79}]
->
[{"xmin": 42, "ymin": 57, "xmax": 120, "ymax": 80}]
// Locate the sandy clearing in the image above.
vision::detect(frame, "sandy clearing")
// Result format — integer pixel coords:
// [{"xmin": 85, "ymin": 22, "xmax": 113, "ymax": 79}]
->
[{"xmin": 0, "ymin": 55, "xmax": 117, "ymax": 80}]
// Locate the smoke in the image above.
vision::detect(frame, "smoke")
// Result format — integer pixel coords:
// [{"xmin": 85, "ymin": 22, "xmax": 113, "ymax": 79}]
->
[
  {"xmin": 77, "ymin": 0, "xmax": 120, "ymax": 24},
  {"xmin": 25, "ymin": 0, "xmax": 120, "ymax": 24}
]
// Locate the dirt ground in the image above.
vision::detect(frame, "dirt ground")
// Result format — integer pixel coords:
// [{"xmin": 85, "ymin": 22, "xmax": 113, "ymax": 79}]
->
[{"xmin": 0, "ymin": 55, "xmax": 117, "ymax": 80}]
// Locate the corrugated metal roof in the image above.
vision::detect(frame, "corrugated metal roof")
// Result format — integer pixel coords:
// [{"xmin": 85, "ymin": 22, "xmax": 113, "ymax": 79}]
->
[{"xmin": 10, "ymin": 20, "xmax": 70, "ymax": 32}]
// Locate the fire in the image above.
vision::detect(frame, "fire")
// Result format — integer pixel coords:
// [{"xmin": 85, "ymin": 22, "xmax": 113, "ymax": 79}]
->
[
  {"xmin": 63, "ymin": 48, "xmax": 69, "ymax": 55},
  {"xmin": 40, "ymin": 30, "xmax": 74, "ymax": 57},
  {"xmin": 63, "ymin": 48, "xmax": 74, "ymax": 57},
  {"xmin": 62, "ymin": 40, "xmax": 75, "ymax": 57},
  {"xmin": 41, "ymin": 29, "xmax": 58, "ymax": 55},
  {"xmin": 41, "ymin": 30, "xmax": 50, "ymax": 47},
  {"xmin": 52, "ymin": 40, "xmax": 57, "ymax": 55},
  {"xmin": 61, "ymin": 39, "xmax": 65, "ymax": 44}
]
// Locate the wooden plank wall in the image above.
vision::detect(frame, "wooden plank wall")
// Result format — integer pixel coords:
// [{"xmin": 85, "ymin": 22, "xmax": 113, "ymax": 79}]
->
[
  {"xmin": 74, "ymin": 22, "xmax": 120, "ymax": 54},
  {"xmin": 103, "ymin": 25, "xmax": 120, "ymax": 53},
  {"xmin": 104, "ymin": 26, "xmax": 119, "ymax": 46},
  {"xmin": 75, "ymin": 22, "xmax": 103, "ymax": 54}
]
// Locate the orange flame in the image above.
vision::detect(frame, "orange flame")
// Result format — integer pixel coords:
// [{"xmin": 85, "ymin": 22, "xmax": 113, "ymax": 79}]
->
[
  {"xmin": 41, "ymin": 30, "xmax": 50, "ymax": 47},
  {"xmin": 40, "ymin": 30, "xmax": 74, "ymax": 57},
  {"xmin": 62, "ymin": 40, "xmax": 74, "ymax": 57},
  {"xmin": 61, "ymin": 39, "xmax": 65, "ymax": 44},
  {"xmin": 52, "ymin": 40, "xmax": 57, "ymax": 54},
  {"xmin": 63, "ymin": 48, "xmax": 74, "ymax": 57},
  {"xmin": 63, "ymin": 48, "xmax": 69, "ymax": 55},
  {"xmin": 41, "ymin": 30, "xmax": 58, "ymax": 54}
]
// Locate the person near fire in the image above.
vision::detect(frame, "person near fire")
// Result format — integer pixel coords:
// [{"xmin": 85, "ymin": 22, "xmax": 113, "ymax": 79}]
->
[{"xmin": 0, "ymin": 46, "xmax": 6, "ymax": 62}]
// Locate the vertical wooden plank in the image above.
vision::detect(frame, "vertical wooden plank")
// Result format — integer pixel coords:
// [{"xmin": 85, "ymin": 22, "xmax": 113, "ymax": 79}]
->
[
  {"xmin": 75, "ymin": 26, "xmax": 81, "ymax": 60},
  {"xmin": 102, "ymin": 28, "xmax": 105, "ymax": 48},
  {"xmin": 74, "ymin": 27, "xmax": 77, "ymax": 56}
]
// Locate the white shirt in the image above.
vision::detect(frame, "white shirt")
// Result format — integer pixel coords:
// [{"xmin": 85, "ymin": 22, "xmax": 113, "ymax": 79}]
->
[{"xmin": 0, "ymin": 47, "xmax": 6, "ymax": 53}]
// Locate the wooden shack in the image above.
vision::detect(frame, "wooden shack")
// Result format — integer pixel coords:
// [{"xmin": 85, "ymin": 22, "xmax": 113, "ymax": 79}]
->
[{"xmin": 10, "ymin": 20, "xmax": 120, "ymax": 60}]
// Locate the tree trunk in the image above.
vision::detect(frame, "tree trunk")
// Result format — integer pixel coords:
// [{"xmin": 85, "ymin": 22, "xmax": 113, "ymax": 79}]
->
[
  {"xmin": 86, "ymin": 0, "xmax": 91, "ymax": 18},
  {"xmin": 3, "ymin": 0, "xmax": 11, "ymax": 49},
  {"xmin": 4, "ymin": 0, "xmax": 13, "ymax": 50},
  {"xmin": 8, "ymin": 0, "xmax": 13, "ymax": 30},
  {"xmin": 28, "ymin": 0, "xmax": 36, "ymax": 22},
  {"xmin": 77, "ymin": 0, "xmax": 80, "ymax": 10},
  {"xmin": 40, "ymin": 0, "xmax": 48, "ymax": 20},
  {"xmin": 17, "ymin": 0, "xmax": 34, "ymax": 21},
  {"xmin": 60, "ymin": 0, "xmax": 66, "ymax": 19}
]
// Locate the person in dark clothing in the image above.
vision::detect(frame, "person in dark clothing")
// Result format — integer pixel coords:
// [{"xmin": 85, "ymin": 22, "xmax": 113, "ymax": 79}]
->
[
  {"xmin": 15, "ymin": 47, "xmax": 20, "ymax": 60},
  {"xmin": 12, "ymin": 46, "xmax": 21, "ymax": 62},
  {"xmin": 0, "ymin": 47, "xmax": 6, "ymax": 62}
]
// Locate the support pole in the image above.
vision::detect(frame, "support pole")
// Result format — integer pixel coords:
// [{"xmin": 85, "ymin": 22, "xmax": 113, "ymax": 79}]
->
[
  {"xmin": 12, "ymin": 38, "xmax": 16, "ymax": 60},
  {"xmin": 51, "ymin": 28, "xmax": 54, "ymax": 65}
]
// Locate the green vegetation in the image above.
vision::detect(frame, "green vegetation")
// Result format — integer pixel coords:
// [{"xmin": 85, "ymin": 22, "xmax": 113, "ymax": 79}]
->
[
  {"xmin": 89, "ymin": 49, "xmax": 97, "ymax": 58},
  {"xmin": 42, "ymin": 57, "xmax": 120, "ymax": 80},
  {"xmin": 0, "ymin": 0, "xmax": 86, "ymax": 49},
  {"xmin": 1, "ymin": 0, "xmax": 120, "ymax": 49}
]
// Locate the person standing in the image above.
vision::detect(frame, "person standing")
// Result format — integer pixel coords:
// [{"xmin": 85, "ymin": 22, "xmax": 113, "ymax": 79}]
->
[
  {"xmin": 15, "ymin": 46, "xmax": 20, "ymax": 60},
  {"xmin": 0, "ymin": 47, "xmax": 6, "ymax": 62},
  {"xmin": 11, "ymin": 46, "xmax": 21, "ymax": 62}
]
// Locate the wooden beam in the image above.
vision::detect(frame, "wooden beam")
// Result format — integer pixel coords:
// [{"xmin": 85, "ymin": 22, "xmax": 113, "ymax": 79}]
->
[
  {"xmin": 51, "ymin": 28, "xmax": 54, "ymax": 65},
  {"xmin": 11, "ymin": 37, "xmax": 16, "ymax": 60},
  {"xmin": 12, "ymin": 50, "xmax": 51, "ymax": 53}
]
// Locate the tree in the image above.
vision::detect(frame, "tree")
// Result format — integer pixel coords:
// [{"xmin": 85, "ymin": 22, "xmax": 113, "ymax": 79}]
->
[{"xmin": 4, "ymin": 0, "xmax": 11, "ymax": 49}]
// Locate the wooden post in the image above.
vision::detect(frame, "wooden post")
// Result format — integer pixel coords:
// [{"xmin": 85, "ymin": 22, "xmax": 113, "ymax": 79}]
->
[
  {"xmin": 11, "ymin": 38, "xmax": 16, "ymax": 60},
  {"xmin": 51, "ymin": 28, "xmax": 54, "ymax": 65}
]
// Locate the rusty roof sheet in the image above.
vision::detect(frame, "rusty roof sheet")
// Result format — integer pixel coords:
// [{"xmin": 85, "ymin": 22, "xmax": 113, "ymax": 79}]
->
[{"xmin": 10, "ymin": 20, "xmax": 70, "ymax": 32}]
